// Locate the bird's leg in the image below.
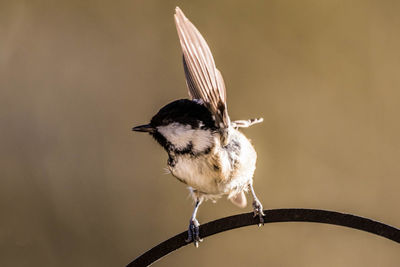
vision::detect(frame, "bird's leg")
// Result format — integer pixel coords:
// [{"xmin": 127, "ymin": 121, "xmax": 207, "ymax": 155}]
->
[
  {"xmin": 185, "ymin": 199, "xmax": 203, "ymax": 247},
  {"xmin": 249, "ymin": 183, "xmax": 265, "ymax": 226}
]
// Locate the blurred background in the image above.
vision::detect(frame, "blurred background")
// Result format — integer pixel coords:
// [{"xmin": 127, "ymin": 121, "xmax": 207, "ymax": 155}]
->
[{"xmin": 1, "ymin": 0, "xmax": 400, "ymax": 266}]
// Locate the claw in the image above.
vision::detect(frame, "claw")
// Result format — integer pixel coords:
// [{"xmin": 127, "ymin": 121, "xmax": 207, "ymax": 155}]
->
[
  {"xmin": 252, "ymin": 199, "xmax": 265, "ymax": 226},
  {"xmin": 185, "ymin": 218, "xmax": 203, "ymax": 247}
]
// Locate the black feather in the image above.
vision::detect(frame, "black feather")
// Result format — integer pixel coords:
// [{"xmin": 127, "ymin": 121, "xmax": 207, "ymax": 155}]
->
[{"xmin": 150, "ymin": 99, "xmax": 217, "ymax": 130}]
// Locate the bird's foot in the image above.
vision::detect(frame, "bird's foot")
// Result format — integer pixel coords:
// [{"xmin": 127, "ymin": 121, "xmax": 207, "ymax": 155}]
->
[
  {"xmin": 185, "ymin": 218, "xmax": 203, "ymax": 247},
  {"xmin": 252, "ymin": 199, "xmax": 265, "ymax": 226}
]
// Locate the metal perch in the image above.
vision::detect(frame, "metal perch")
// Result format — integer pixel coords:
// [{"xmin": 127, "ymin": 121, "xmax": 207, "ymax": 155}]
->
[{"xmin": 127, "ymin": 208, "xmax": 400, "ymax": 266}]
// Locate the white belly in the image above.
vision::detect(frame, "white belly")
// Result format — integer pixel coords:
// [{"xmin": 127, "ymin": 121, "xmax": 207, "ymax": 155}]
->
[
  {"xmin": 170, "ymin": 155, "xmax": 222, "ymax": 194},
  {"xmin": 168, "ymin": 129, "xmax": 257, "ymax": 197}
]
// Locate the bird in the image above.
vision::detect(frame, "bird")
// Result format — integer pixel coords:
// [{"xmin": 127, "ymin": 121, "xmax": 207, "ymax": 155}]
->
[{"xmin": 133, "ymin": 7, "xmax": 264, "ymax": 247}]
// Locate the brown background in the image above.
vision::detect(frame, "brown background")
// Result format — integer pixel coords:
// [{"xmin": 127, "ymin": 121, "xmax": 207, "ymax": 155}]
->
[{"xmin": 1, "ymin": 0, "xmax": 400, "ymax": 266}]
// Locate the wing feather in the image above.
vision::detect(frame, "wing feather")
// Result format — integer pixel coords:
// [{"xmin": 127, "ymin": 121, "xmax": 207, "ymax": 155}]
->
[{"xmin": 174, "ymin": 7, "xmax": 230, "ymax": 129}]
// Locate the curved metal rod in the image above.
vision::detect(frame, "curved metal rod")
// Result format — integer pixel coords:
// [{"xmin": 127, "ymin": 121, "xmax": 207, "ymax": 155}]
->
[{"xmin": 127, "ymin": 208, "xmax": 400, "ymax": 266}]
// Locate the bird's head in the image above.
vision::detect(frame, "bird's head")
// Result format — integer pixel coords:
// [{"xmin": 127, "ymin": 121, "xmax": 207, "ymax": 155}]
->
[{"xmin": 133, "ymin": 99, "xmax": 217, "ymax": 154}]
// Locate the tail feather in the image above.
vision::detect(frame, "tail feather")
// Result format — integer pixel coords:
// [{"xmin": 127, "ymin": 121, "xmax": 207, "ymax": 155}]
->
[{"xmin": 229, "ymin": 191, "xmax": 247, "ymax": 208}]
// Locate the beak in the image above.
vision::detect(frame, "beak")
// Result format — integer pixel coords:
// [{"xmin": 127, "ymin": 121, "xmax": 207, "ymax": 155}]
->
[{"xmin": 132, "ymin": 124, "xmax": 155, "ymax": 133}]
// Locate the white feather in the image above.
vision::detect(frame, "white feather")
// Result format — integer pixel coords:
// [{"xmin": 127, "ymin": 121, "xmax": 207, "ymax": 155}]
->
[
  {"xmin": 157, "ymin": 122, "xmax": 257, "ymax": 204},
  {"xmin": 157, "ymin": 122, "xmax": 213, "ymax": 153}
]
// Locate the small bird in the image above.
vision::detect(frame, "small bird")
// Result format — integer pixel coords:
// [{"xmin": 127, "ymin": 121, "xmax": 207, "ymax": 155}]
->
[{"xmin": 133, "ymin": 7, "xmax": 264, "ymax": 247}]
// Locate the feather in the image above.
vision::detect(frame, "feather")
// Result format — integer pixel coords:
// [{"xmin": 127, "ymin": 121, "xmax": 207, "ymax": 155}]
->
[{"xmin": 174, "ymin": 7, "xmax": 230, "ymax": 130}]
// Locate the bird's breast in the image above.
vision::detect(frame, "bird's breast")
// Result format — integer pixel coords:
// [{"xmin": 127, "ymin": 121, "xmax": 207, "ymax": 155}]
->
[
  {"xmin": 167, "ymin": 129, "xmax": 257, "ymax": 196},
  {"xmin": 168, "ymin": 153, "xmax": 223, "ymax": 195}
]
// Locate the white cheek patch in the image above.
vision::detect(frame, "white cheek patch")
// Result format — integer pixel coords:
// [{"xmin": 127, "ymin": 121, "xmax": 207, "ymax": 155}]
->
[
  {"xmin": 157, "ymin": 123, "xmax": 213, "ymax": 153},
  {"xmin": 157, "ymin": 123, "xmax": 192, "ymax": 149},
  {"xmin": 191, "ymin": 128, "xmax": 214, "ymax": 152}
]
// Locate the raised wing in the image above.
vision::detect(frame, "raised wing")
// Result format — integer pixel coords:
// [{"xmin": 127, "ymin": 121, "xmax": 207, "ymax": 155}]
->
[{"xmin": 174, "ymin": 7, "xmax": 230, "ymax": 129}]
